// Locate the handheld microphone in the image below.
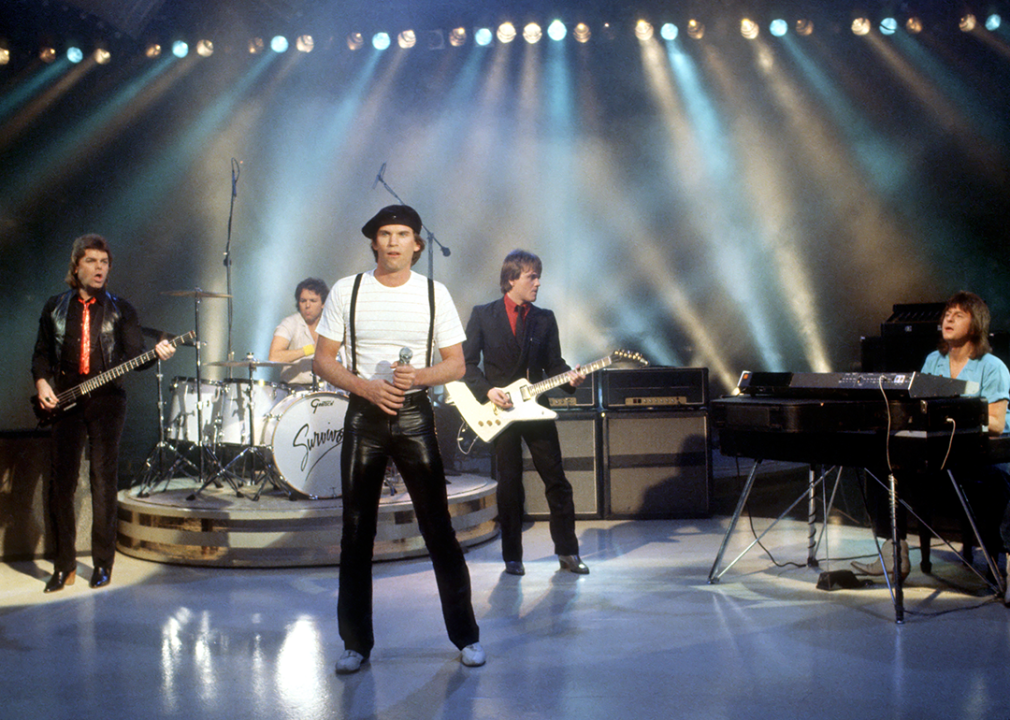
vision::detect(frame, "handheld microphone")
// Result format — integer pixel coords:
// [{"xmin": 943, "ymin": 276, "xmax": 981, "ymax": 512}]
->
[{"xmin": 398, "ymin": 347, "xmax": 413, "ymax": 365}]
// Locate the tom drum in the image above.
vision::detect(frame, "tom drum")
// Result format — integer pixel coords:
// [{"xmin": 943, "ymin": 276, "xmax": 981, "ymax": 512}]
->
[
  {"xmin": 166, "ymin": 377, "xmax": 223, "ymax": 444},
  {"xmin": 219, "ymin": 378, "xmax": 290, "ymax": 446}
]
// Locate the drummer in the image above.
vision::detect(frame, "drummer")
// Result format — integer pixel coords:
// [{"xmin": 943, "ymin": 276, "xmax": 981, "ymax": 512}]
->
[{"xmin": 269, "ymin": 278, "xmax": 330, "ymax": 387}]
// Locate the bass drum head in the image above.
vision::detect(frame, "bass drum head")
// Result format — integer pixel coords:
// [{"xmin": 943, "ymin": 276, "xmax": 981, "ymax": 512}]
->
[{"xmin": 267, "ymin": 392, "xmax": 347, "ymax": 499}]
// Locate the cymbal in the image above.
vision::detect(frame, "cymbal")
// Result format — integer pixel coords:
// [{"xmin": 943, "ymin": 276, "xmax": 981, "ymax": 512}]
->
[
  {"xmin": 204, "ymin": 359, "xmax": 293, "ymax": 368},
  {"xmin": 161, "ymin": 289, "xmax": 232, "ymax": 299}
]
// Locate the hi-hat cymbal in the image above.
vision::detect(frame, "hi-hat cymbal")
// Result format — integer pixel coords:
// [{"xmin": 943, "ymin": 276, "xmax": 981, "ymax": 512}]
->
[
  {"xmin": 161, "ymin": 289, "xmax": 232, "ymax": 299},
  {"xmin": 204, "ymin": 359, "xmax": 293, "ymax": 368}
]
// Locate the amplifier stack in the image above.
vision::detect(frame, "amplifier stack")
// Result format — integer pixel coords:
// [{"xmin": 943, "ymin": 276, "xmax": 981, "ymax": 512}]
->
[{"xmin": 522, "ymin": 366, "xmax": 711, "ymax": 520}]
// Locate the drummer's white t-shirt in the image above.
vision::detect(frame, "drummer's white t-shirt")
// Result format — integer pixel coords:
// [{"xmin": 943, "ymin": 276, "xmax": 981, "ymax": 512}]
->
[{"xmin": 316, "ymin": 270, "xmax": 465, "ymax": 384}]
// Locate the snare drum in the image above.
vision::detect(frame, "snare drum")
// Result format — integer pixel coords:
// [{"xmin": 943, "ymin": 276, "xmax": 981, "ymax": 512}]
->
[
  {"xmin": 166, "ymin": 377, "xmax": 223, "ymax": 444},
  {"xmin": 265, "ymin": 392, "xmax": 348, "ymax": 499},
  {"xmin": 219, "ymin": 379, "xmax": 290, "ymax": 446}
]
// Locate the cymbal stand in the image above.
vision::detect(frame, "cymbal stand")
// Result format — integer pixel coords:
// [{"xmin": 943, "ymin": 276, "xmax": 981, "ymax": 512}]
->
[
  {"xmin": 136, "ymin": 357, "xmax": 200, "ymax": 496},
  {"xmin": 214, "ymin": 361, "xmax": 289, "ymax": 501},
  {"xmin": 186, "ymin": 293, "xmax": 238, "ymax": 500}
]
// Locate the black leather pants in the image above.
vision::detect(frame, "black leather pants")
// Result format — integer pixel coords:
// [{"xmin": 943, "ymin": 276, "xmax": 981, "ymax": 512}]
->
[{"xmin": 337, "ymin": 392, "xmax": 479, "ymax": 657}]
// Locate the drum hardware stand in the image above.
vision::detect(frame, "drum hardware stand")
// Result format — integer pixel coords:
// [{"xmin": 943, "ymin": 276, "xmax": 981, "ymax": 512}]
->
[
  {"xmin": 205, "ymin": 357, "xmax": 294, "ymax": 501},
  {"xmin": 161, "ymin": 289, "xmax": 238, "ymax": 500},
  {"xmin": 136, "ymin": 354, "xmax": 200, "ymax": 496}
]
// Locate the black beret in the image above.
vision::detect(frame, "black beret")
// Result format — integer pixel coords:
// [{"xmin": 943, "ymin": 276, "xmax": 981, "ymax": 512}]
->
[{"xmin": 361, "ymin": 205, "xmax": 422, "ymax": 239}]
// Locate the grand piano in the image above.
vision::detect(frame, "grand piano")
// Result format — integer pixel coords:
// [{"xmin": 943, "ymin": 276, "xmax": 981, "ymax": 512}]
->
[{"xmin": 709, "ymin": 370, "xmax": 1008, "ymax": 622}]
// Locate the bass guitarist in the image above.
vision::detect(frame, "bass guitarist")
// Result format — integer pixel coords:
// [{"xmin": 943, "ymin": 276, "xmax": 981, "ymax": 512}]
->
[
  {"xmin": 461, "ymin": 249, "xmax": 589, "ymax": 576},
  {"xmin": 32, "ymin": 234, "xmax": 175, "ymax": 592}
]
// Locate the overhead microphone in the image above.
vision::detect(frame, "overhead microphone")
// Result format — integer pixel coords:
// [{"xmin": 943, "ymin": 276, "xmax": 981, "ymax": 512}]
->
[
  {"xmin": 373, "ymin": 162, "xmax": 387, "ymax": 190},
  {"xmin": 398, "ymin": 347, "xmax": 413, "ymax": 365}
]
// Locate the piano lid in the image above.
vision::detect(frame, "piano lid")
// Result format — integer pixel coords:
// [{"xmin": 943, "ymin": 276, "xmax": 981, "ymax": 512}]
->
[{"xmin": 736, "ymin": 370, "xmax": 979, "ymax": 399}]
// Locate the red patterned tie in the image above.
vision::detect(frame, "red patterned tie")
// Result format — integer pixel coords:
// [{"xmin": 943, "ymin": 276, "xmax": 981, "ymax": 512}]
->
[{"xmin": 80, "ymin": 297, "xmax": 95, "ymax": 375}]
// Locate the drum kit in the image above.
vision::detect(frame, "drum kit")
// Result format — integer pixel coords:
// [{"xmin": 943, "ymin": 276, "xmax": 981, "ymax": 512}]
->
[{"xmin": 136, "ymin": 289, "xmax": 352, "ymax": 501}]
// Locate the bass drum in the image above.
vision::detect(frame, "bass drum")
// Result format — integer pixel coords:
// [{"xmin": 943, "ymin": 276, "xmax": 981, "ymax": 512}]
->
[{"xmin": 266, "ymin": 392, "xmax": 348, "ymax": 499}]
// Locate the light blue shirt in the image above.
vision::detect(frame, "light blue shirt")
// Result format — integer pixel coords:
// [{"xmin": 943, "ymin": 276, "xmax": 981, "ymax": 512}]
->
[{"xmin": 921, "ymin": 350, "xmax": 1010, "ymax": 433}]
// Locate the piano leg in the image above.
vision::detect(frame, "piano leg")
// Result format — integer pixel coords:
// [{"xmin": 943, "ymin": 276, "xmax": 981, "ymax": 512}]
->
[
  {"xmin": 806, "ymin": 466, "xmax": 820, "ymax": 569},
  {"xmin": 947, "ymin": 469, "xmax": 1005, "ymax": 597}
]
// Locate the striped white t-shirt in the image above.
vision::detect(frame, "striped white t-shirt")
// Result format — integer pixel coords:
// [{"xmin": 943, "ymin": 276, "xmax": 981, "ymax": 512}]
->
[{"xmin": 316, "ymin": 270, "xmax": 465, "ymax": 383}]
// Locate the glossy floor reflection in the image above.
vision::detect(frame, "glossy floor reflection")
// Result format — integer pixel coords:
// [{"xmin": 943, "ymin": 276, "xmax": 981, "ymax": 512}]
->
[{"xmin": 2, "ymin": 518, "xmax": 1009, "ymax": 720}]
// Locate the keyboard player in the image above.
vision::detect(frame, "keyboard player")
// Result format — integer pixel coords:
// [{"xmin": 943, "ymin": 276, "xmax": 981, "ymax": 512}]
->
[{"xmin": 853, "ymin": 292, "xmax": 1010, "ymax": 588}]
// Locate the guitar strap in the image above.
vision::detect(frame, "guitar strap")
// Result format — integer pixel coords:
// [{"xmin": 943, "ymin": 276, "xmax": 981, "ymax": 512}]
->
[{"xmin": 348, "ymin": 273, "xmax": 435, "ymax": 376}]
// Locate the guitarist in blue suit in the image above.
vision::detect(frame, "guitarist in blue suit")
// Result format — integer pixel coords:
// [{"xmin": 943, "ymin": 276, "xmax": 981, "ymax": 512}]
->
[
  {"xmin": 462, "ymin": 249, "xmax": 589, "ymax": 576},
  {"xmin": 32, "ymin": 234, "xmax": 176, "ymax": 592}
]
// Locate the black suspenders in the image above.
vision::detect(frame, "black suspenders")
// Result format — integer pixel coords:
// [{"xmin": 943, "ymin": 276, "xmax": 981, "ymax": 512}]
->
[{"xmin": 348, "ymin": 273, "xmax": 435, "ymax": 375}]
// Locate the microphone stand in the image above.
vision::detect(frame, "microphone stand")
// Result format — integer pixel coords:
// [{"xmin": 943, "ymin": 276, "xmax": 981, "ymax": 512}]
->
[
  {"xmin": 372, "ymin": 162, "xmax": 451, "ymax": 280},
  {"xmin": 223, "ymin": 158, "xmax": 240, "ymax": 378}
]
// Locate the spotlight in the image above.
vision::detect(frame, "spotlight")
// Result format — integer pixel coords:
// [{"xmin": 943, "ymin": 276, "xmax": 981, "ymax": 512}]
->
[
  {"xmin": 851, "ymin": 18, "xmax": 871, "ymax": 36},
  {"xmin": 94, "ymin": 48, "xmax": 111, "ymax": 65},
  {"xmin": 398, "ymin": 30, "xmax": 416, "ymax": 49},
  {"xmin": 475, "ymin": 27, "xmax": 493, "ymax": 46},
  {"xmin": 879, "ymin": 17, "xmax": 897, "ymax": 35},
  {"xmin": 347, "ymin": 33, "xmax": 364, "ymax": 51},
  {"xmin": 497, "ymin": 22, "xmax": 517, "ymax": 43},
  {"xmin": 40, "ymin": 46, "xmax": 57, "ymax": 63},
  {"xmin": 635, "ymin": 20, "xmax": 654, "ymax": 41},
  {"xmin": 248, "ymin": 37, "xmax": 264, "ymax": 54},
  {"xmin": 67, "ymin": 46, "xmax": 84, "ymax": 63},
  {"xmin": 372, "ymin": 33, "xmax": 390, "ymax": 50},
  {"xmin": 573, "ymin": 23, "xmax": 591, "ymax": 43},
  {"xmin": 769, "ymin": 19, "xmax": 788, "ymax": 37},
  {"xmin": 740, "ymin": 18, "xmax": 759, "ymax": 39},
  {"xmin": 172, "ymin": 40, "xmax": 188, "ymax": 58},
  {"xmin": 427, "ymin": 30, "xmax": 445, "ymax": 49},
  {"xmin": 296, "ymin": 35, "xmax": 314, "ymax": 52},
  {"xmin": 906, "ymin": 17, "xmax": 923, "ymax": 34},
  {"xmin": 145, "ymin": 42, "xmax": 162, "ymax": 58},
  {"xmin": 0, "ymin": 46, "xmax": 8, "ymax": 65},
  {"xmin": 660, "ymin": 23, "xmax": 678, "ymax": 41},
  {"xmin": 449, "ymin": 27, "xmax": 467, "ymax": 46},
  {"xmin": 523, "ymin": 23, "xmax": 542, "ymax": 43},
  {"xmin": 960, "ymin": 14, "xmax": 977, "ymax": 32},
  {"xmin": 547, "ymin": 20, "xmax": 566, "ymax": 41},
  {"xmin": 986, "ymin": 14, "xmax": 1002, "ymax": 31},
  {"xmin": 196, "ymin": 39, "xmax": 213, "ymax": 57},
  {"xmin": 271, "ymin": 35, "xmax": 289, "ymax": 52},
  {"xmin": 686, "ymin": 19, "xmax": 705, "ymax": 40},
  {"xmin": 796, "ymin": 19, "xmax": 814, "ymax": 36}
]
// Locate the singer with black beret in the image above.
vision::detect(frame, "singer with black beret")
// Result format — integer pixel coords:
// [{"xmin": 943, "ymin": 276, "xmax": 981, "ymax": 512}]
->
[{"xmin": 314, "ymin": 204, "xmax": 484, "ymax": 674}]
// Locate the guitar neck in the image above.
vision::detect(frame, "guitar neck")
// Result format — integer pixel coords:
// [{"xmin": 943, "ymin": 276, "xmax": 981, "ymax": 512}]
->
[
  {"xmin": 524, "ymin": 356, "xmax": 612, "ymax": 400},
  {"xmin": 55, "ymin": 331, "xmax": 193, "ymax": 407}
]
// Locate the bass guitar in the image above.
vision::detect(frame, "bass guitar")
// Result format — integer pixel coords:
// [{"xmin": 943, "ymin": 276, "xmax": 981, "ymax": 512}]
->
[
  {"xmin": 32, "ymin": 330, "xmax": 195, "ymax": 426},
  {"xmin": 445, "ymin": 350, "xmax": 647, "ymax": 443}
]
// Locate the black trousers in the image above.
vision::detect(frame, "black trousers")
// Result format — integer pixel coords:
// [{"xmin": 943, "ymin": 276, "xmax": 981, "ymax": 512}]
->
[
  {"xmin": 48, "ymin": 392, "xmax": 127, "ymax": 571},
  {"xmin": 337, "ymin": 393, "xmax": 479, "ymax": 657},
  {"xmin": 493, "ymin": 419, "xmax": 579, "ymax": 563}
]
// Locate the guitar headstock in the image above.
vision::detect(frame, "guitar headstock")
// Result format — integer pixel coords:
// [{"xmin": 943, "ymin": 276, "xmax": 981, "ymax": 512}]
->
[{"xmin": 612, "ymin": 349, "xmax": 648, "ymax": 366}]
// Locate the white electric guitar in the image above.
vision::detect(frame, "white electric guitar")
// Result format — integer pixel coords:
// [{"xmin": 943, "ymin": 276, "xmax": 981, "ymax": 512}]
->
[{"xmin": 445, "ymin": 350, "xmax": 647, "ymax": 443}]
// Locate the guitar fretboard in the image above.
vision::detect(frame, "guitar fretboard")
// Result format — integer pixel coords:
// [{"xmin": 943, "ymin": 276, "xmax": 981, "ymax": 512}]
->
[
  {"xmin": 55, "ymin": 331, "xmax": 195, "ymax": 408},
  {"xmin": 524, "ymin": 356, "xmax": 613, "ymax": 400}
]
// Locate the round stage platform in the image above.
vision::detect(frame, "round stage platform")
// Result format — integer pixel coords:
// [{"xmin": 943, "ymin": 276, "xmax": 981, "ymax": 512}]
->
[{"xmin": 116, "ymin": 474, "xmax": 498, "ymax": 568}]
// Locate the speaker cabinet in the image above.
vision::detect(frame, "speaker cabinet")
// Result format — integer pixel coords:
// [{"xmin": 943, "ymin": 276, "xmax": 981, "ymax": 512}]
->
[
  {"xmin": 522, "ymin": 412, "xmax": 601, "ymax": 519},
  {"xmin": 603, "ymin": 411, "xmax": 711, "ymax": 518}
]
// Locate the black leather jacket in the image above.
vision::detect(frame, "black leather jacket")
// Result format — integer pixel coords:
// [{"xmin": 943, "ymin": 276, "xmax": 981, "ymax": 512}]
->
[{"xmin": 32, "ymin": 288, "xmax": 145, "ymax": 393}]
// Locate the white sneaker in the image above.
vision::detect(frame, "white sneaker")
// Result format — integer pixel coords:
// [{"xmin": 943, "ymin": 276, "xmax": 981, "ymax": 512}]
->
[
  {"xmin": 460, "ymin": 643, "xmax": 486, "ymax": 667},
  {"xmin": 335, "ymin": 650, "xmax": 366, "ymax": 675}
]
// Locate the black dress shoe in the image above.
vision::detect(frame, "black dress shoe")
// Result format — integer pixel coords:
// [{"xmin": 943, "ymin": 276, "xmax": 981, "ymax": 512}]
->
[
  {"xmin": 558, "ymin": 555, "xmax": 590, "ymax": 574},
  {"xmin": 90, "ymin": 567, "xmax": 112, "ymax": 589},
  {"xmin": 504, "ymin": 561, "xmax": 525, "ymax": 576},
  {"xmin": 44, "ymin": 569, "xmax": 76, "ymax": 593}
]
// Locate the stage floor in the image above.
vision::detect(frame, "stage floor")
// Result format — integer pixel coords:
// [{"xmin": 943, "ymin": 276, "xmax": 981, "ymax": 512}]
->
[
  {"xmin": 116, "ymin": 473, "xmax": 498, "ymax": 567},
  {"xmin": 3, "ymin": 517, "xmax": 1009, "ymax": 720}
]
